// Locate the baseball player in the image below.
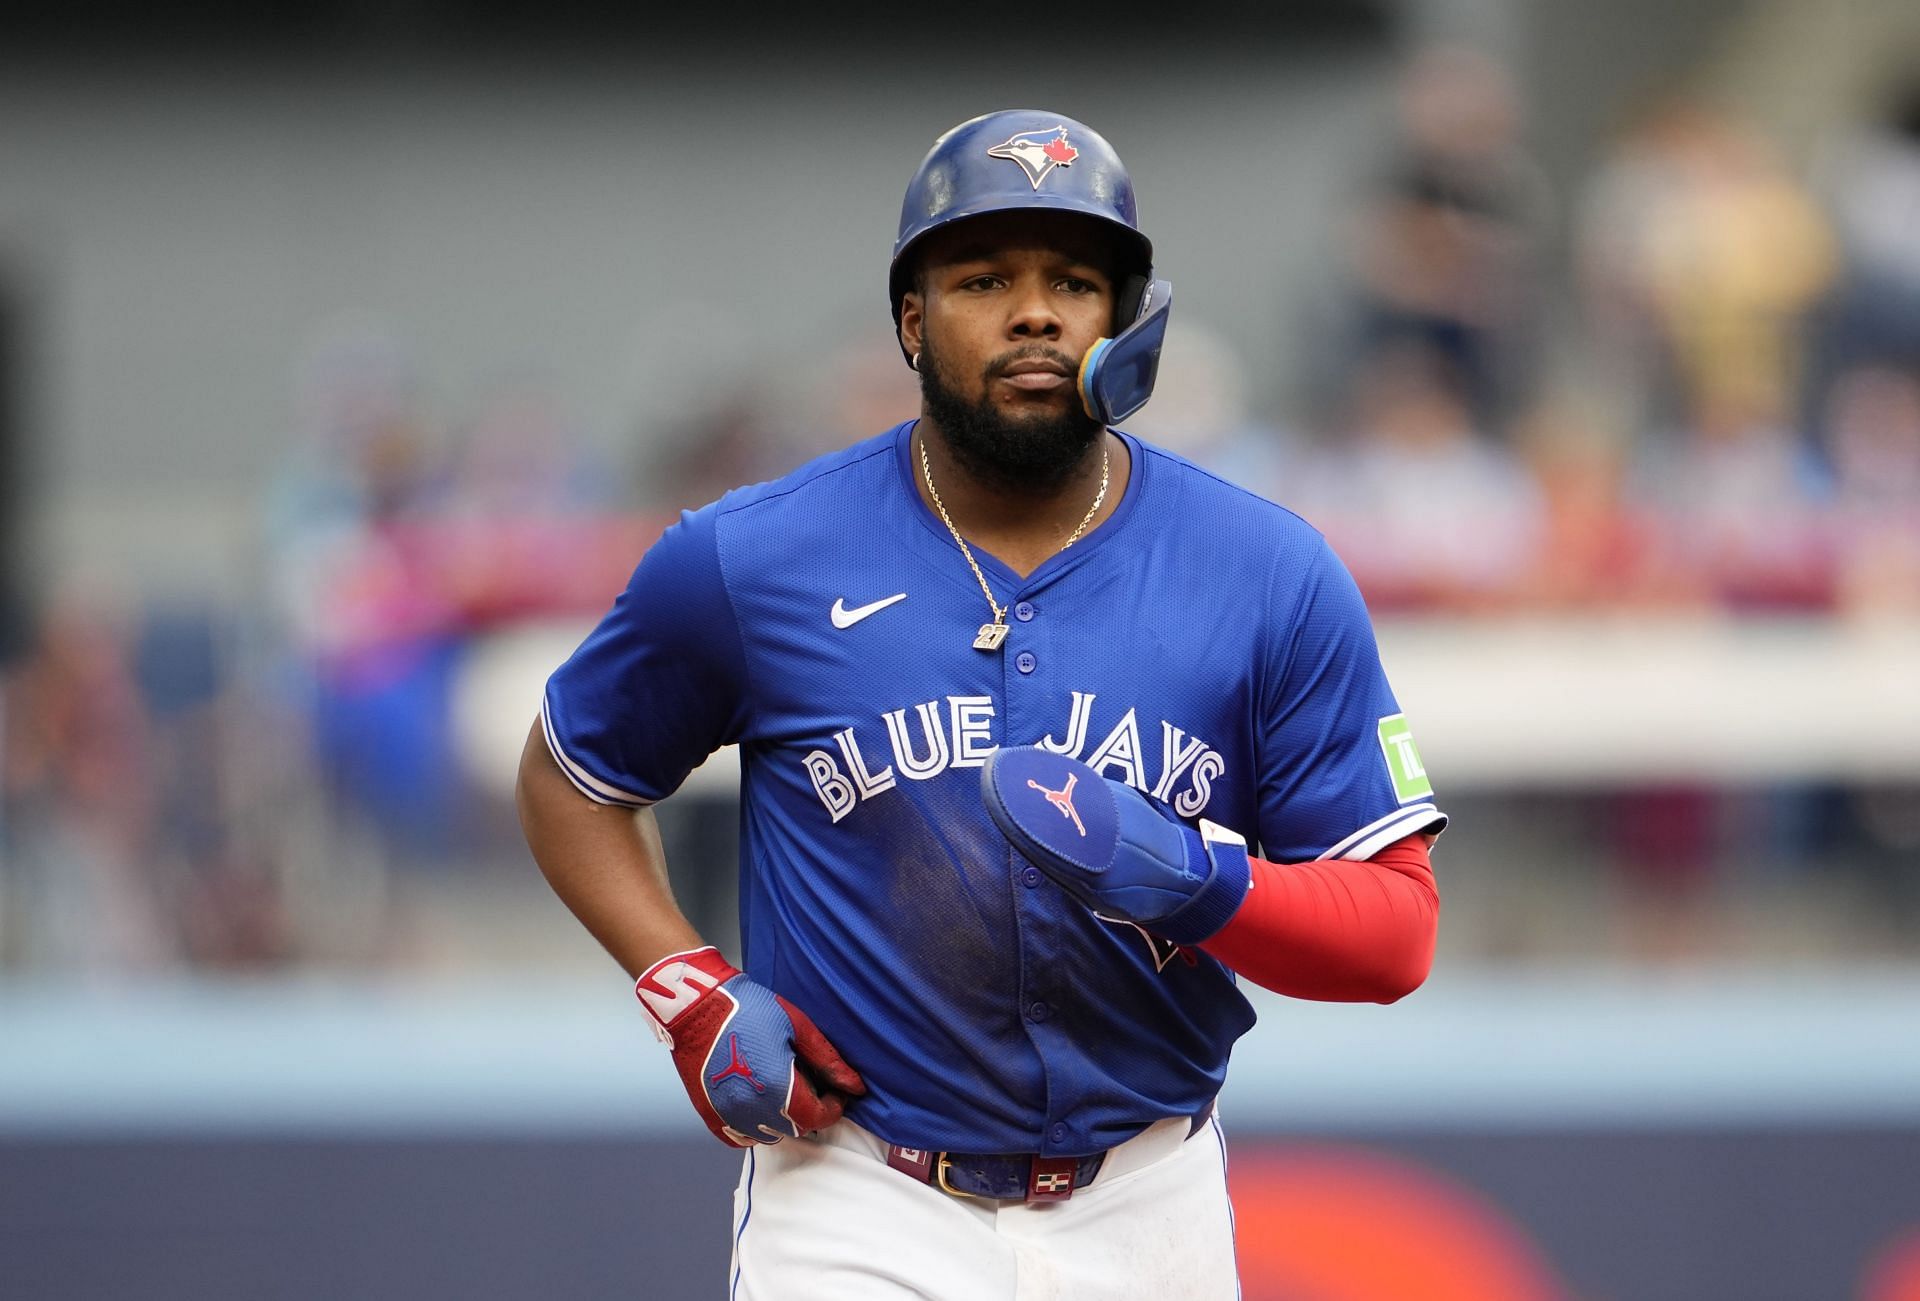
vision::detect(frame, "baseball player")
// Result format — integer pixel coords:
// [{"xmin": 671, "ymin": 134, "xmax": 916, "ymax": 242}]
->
[{"xmin": 517, "ymin": 109, "xmax": 1445, "ymax": 1299}]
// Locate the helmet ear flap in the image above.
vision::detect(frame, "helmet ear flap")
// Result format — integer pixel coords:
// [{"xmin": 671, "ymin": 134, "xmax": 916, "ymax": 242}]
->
[{"xmin": 1079, "ymin": 279, "xmax": 1173, "ymax": 426}]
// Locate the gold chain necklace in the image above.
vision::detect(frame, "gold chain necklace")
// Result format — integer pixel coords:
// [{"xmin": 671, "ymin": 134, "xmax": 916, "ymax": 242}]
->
[{"xmin": 919, "ymin": 433, "xmax": 1111, "ymax": 652}]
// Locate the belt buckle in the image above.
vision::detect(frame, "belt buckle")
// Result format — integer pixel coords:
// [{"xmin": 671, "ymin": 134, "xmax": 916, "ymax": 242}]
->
[
  {"xmin": 934, "ymin": 1152, "xmax": 984, "ymax": 1200},
  {"xmin": 1027, "ymin": 1156, "xmax": 1078, "ymax": 1202}
]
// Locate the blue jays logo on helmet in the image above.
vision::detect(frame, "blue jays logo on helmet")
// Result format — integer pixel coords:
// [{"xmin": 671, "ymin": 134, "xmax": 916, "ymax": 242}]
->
[{"xmin": 986, "ymin": 126, "xmax": 1081, "ymax": 190}]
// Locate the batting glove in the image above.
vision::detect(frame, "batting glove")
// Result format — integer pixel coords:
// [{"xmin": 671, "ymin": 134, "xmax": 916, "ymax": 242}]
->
[
  {"xmin": 982, "ymin": 746, "xmax": 1252, "ymax": 945},
  {"xmin": 635, "ymin": 946, "xmax": 865, "ymax": 1148}
]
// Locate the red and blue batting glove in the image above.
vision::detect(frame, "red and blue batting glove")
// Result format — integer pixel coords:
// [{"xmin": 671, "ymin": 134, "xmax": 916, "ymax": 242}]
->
[
  {"xmin": 982, "ymin": 746, "xmax": 1252, "ymax": 946},
  {"xmin": 635, "ymin": 946, "xmax": 865, "ymax": 1148}
]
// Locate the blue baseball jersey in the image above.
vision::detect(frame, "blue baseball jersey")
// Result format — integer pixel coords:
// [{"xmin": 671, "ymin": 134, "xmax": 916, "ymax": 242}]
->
[{"xmin": 543, "ymin": 420, "xmax": 1445, "ymax": 1156}]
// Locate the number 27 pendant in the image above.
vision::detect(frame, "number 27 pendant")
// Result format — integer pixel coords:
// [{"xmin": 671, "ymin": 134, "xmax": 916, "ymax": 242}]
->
[{"xmin": 973, "ymin": 622, "xmax": 1009, "ymax": 652}]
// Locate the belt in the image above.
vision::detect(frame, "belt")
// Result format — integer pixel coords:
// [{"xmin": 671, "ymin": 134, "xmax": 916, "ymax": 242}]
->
[
  {"xmin": 882, "ymin": 1102, "xmax": 1216, "ymax": 1204},
  {"xmin": 884, "ymin": 1144, "xmax": 1106, "ymax": 1203}
]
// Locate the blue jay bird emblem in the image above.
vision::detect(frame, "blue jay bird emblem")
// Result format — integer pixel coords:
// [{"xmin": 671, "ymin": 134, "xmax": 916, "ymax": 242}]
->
[{"xmin": 986, "ymin": 126, "xmax": 1080, "ymax": 188}]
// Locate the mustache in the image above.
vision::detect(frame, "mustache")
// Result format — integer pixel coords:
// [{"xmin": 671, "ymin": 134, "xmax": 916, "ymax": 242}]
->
[{"xmin": 984, "ymin": 345, "xmax": 1080, "ymax": 380}]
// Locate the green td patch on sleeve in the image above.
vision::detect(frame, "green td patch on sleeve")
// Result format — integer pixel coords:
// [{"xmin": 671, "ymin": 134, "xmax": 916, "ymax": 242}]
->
[{"xmin": 1377, "ymin": 713, "xmax": 1433, "ymax": 803}]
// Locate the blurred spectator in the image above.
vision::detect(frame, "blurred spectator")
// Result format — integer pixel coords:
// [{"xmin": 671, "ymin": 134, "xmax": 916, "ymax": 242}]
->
[
  {"xmin": 1321, "ymin": 43, "xmax": 1551, "ymax": 433},
  {"xmin": 1629, "ymin": 388, "xmax": 1835, "ymax": 613},
  {"xmin": 443, "ymin": 381, "xmax": 621, "ymax": 523},
  {"xmin": 132, "ymin": 604, "xmax": 298, "ymax": 969},
  {"xmin": 264, "ymin": 327, "xmax": 653, "ymax": 864},
  {"xmin": 0, "ymin": 593, "xmax": 170, "ymax": 972},
  {"xmin": 1288, "ymin": 342, "xmax": 1546, "ymax": 611},
  {"xmin": 1508, "ymin": 406, "xmax": 1669, "ymax": 609},
  {"xmin": 263, "ymin": 324, "xmax": 462, "ymax": 857},
  {"xmin": 1823, "ymin": 364, "xmax": 1920, "ymax": 614},
  {"xmin": 1808, "ymin": 81, "xmax": 1920, "ymax": 425},
  {"xmin": 434, "ymin": 382, "xmax": 639, "ymax": 626},
  {"xmin": 1605, "ymin": 783, "xmax": 1726, "ymax": 962},
  {"xmin": 1579, "ymin": 100, "xmax": 1837, "ymax": 439},
  {"xmin": 265, "ymin": 322, "xmax": 447, "ymax": 654}
]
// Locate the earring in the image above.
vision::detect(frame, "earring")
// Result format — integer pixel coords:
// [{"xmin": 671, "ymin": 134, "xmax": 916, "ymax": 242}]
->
[{"xmin": 910, "ymin": 353, "xmax": 921, "ymax": 372}]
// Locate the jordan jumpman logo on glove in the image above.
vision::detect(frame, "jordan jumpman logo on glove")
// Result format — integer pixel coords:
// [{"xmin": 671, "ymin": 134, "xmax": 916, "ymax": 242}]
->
[{"xmin": 709, "ymin": 1034, "xmax": 766, "ymax": 1094}]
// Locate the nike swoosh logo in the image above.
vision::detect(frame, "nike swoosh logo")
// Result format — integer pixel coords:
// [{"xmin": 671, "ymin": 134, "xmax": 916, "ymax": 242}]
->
[{"xmin": 831, "ymin": 593, "xmax": 908, "ymax": 629}]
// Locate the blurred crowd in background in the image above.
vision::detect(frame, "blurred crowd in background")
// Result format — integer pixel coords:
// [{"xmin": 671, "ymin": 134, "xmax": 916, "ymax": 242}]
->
[{"xmin": 3, "ymin": 44, "xmax": 1918, "ymax": 979}]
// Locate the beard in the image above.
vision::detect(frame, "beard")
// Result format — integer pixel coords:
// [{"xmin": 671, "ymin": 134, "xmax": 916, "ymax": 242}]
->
[{"xmin": 918, "ymin": 334, "xmax": 1103, "ymax": 497}]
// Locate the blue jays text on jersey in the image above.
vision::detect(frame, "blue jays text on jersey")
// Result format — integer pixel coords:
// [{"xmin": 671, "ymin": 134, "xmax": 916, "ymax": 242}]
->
[
  {"xmin": 801, "ymin": 690, "xmax": 1226, "ymax": 825},
  {"xmin": 542, "ymin": 421, "xmax": 1446, "ymax": 1157}
]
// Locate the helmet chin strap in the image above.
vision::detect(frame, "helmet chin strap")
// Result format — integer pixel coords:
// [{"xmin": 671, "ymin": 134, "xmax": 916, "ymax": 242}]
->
[{"xmin": 1077, "ymin": 279, "xmax": 1173, "ymax": 425}]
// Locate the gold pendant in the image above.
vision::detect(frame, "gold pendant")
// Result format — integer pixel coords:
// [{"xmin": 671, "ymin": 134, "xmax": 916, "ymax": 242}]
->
[{"xmin": 973, "ymin": 622, "xmax": 1009, "ymax": 651}]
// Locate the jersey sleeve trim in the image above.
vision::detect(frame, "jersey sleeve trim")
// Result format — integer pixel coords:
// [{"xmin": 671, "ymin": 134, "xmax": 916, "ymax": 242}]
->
[
  {"xmin": 540, "ymin": 690, "xmax": 655, "ymax": 808},
  {"xmin": 1317, "ymin": 803, "xmax": 1447, "ymax": 862}
]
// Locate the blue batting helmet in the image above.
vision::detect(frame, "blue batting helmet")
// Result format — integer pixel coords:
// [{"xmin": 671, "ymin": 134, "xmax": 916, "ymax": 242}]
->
[{"xmin": 888, "ymin": 110, "xmax": 1155, "ymax": 334}]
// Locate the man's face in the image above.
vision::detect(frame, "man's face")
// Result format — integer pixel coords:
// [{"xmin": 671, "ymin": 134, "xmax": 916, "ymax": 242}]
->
[{"xmin": 899, "ymin": 211, "xmax": 1121, "ymax": 494}]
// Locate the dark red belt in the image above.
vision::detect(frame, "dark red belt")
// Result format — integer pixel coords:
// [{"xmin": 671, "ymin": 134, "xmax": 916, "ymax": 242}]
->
[
  {"xmin": 883, "ymin": 1102, "xmax": 1216, "ymax": 1204},
  {"xmin": 884, "ymin": 1144, "xmax": 1102, "ymax": 1203}
]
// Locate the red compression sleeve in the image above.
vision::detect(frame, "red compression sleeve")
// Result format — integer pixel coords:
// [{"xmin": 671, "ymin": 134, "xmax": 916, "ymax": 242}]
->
[{"xmin": 1198, "ymin": 834, "xmax": 1438, "ymax": 1004}]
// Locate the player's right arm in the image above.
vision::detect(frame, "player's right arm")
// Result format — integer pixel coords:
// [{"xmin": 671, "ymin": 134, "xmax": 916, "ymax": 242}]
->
[
  {"xmin": 518, "ymin": 504, "xmax": 863, "ymax": 1146},
  {"xmin": 515, "ymin": 719, "xmax": 701, "ymax": 976},
  {"xmin": 517, "ymin": 505, "xmax": 744, "ymax": 977},
  {"xmin": 518, "ymin": 728, "xmax": 863, "ymax": 1145},
  {"xmin": 517, "ymin": 722, "xmax": 865, "ymax": 1145}
]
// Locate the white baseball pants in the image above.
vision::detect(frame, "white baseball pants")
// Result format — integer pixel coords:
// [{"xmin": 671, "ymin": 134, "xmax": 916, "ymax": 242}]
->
[{"xmin": 727, "ymin": 1112, "xmax": 1240, "ymax": 1300}]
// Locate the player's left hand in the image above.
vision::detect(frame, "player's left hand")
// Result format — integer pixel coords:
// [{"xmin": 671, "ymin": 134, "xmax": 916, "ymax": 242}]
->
[
  {"xmin": 635, "ymin": 946, "xmax": 866, "ymax": 1148},
  {"xmin": 982, "ymin": 746, "xmax": 1252, "ymax": 945}
]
